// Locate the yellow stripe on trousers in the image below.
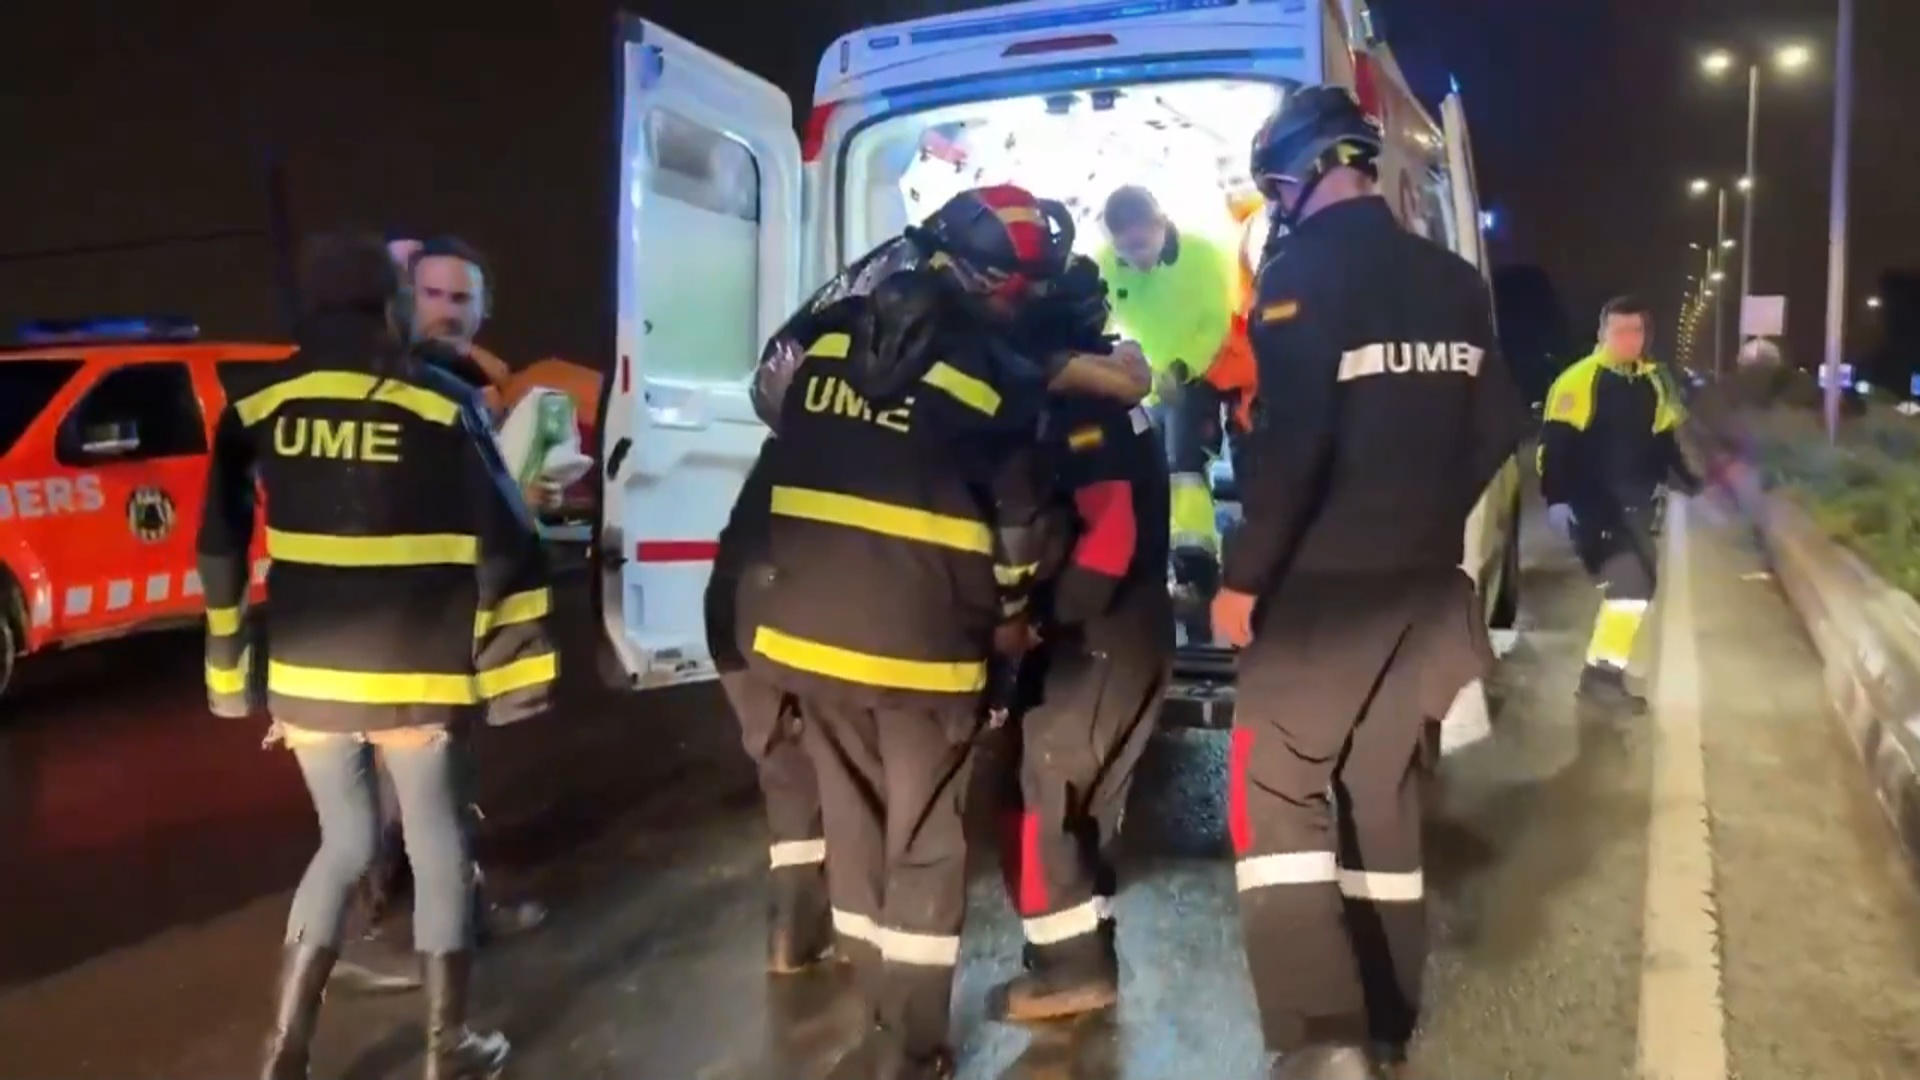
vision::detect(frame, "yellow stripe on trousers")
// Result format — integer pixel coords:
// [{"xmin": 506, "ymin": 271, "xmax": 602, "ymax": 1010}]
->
[{"xmin": 752, "ymin": 626, "xmax": 986, "ymax": 694}]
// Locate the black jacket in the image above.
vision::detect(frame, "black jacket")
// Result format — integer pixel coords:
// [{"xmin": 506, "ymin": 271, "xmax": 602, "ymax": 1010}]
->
[
  {"xmin": 197, "ymin": 315, "xmax": 556, "ymax": 732},
  {"xmin": 1223, "ymin": 196, "xmax": 1526, "ymax": 597},
  {"xmin": 1538, "ymin": 351, "xmax": 1700, "ymax": 516},
  {"xmin": 1038, "ymin": 396, "xmax": 1172, "ymax": 653},
  {"xmin": 746, "ymin": 297, "xmax": 1051, "ymax": 710}
]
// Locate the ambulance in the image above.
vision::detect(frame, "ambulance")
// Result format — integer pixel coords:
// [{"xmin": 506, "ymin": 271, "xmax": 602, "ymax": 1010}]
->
[
  {"xmin": 595, "ymin": 0, "xmax": 1524, "ymax": 709},
  {"xmin": 0, "ymin": 319, "xmax": 284, "ymax": 700}
]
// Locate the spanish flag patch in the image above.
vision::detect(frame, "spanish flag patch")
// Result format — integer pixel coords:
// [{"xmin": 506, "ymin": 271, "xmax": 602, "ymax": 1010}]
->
[
  {"xmin": 1260, "ymin": 299, "xmax": 1300, "ymax": 324},
  {"xmin": 1068, "ymin": 424, "xmax": 1105, "ymax": 452}
]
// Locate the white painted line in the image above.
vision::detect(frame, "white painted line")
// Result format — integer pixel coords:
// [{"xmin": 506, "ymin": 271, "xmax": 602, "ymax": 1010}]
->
[{"xmin": 1636, "ymin": 497, "xmax": 1727, "ymax": 1079}]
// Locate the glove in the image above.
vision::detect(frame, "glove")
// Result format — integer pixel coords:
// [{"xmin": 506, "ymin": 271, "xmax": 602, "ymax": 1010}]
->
[{"xmin": 1546, "ymin": 503, "xmax": 1578, "ymax": 539}]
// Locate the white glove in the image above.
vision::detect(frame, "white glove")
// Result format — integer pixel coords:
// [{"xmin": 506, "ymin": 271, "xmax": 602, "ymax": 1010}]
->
[{"xmin": 1546, "ymin": 503, "xmax": 1578, "ymax": 539}]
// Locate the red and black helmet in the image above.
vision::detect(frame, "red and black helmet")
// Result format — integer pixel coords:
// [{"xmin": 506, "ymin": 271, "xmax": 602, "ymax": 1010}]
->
[{"xmin": 911, "ymin": 184, "xmax": 1076, "ymax": 300}]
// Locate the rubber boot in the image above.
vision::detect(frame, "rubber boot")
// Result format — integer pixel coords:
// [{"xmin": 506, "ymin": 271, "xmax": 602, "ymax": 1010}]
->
[
  {"xmin": 261, "ymin": 944, "xmax": 338, "ymax": 1080},
  {"xmin": 767, "ymin": 866, "xmax": 834, "ymax": 975},
  {"xmin": 1577, "ymin": 663, "xmax": 1648, "ymax": 715},
  {"xmin": 1270, "ymin": 1043, "xmax": 1384, "ymax": 1080},
  {"xmin": 992, "ymin": 923, "xmax": 1118, "ymax": 1022},
  {"xmin": 422, "ymin": 952, "xmax": 510, "ymax": 1080}
]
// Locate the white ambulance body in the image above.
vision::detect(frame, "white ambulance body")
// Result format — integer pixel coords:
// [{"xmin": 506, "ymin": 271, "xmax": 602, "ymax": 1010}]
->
[{"xmin": 597, "ymin": 0, "xmax": 1522, "ymax": 693}]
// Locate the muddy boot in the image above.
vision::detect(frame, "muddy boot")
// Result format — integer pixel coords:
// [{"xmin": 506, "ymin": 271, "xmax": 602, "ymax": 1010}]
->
[
  {"xmin": 261, "ymin": 944, "xmax": 338, "ymax": 1080},
  {"xmin": 767, "ymin": 866, "xmax": 834, "ymax": 975},
  {"xmin": 1577, "ymin": 664, "xmax": 1648, "ymax": 715},
  {"xmin": 422, "ymin": 952, "xmax": 510, "ymax": 1080},
  {"xmin": 991, "ymin": 928, "xmax": 1119, "ymax": 1022},
  {"xmin": 1270, "ymin": 1043, "xmax": 1385, "ymax": 1080}
]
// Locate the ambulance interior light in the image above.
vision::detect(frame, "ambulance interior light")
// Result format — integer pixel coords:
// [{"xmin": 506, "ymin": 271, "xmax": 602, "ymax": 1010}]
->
[{"xmin": 16, "ymin": 316, "xmax": 200, "ymax": 345}]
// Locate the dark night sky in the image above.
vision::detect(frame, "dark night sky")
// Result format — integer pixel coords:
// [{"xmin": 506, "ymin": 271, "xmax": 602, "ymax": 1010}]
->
[{"xmin": 2, "ymin": 1, "xmax": 1910, "ymax": 372}]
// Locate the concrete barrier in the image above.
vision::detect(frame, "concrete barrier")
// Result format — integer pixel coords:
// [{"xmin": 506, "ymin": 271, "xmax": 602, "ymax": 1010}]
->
[{"xmin": 1719, "ymin": 453, "xmax": 1920, "ymax": 873}]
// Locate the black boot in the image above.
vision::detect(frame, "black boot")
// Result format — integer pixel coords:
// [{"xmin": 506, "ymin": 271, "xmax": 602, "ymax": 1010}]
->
[
  {"xmin": 422, "ymin": 952, "xmax": 510, "ymax": 1080},
  {"xmin": 1578, "ymin": 663, "xmax": 1648, "ymax": 714},
  {"xmin": 261, "ymin": 944, "xmax": 338, "ymax": 1080},
  {"xmin": 767, "ymin": 867, "xmax": 834, "ymax": 975},
  {"xmin": 991, "ymin": 925, "xmax": 1119, "ymax": 1022}
]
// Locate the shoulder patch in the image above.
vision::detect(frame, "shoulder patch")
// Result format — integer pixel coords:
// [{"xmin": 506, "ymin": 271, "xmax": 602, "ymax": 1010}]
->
[
  {"xmin": 1549, "ymin": 391, "xmax": 1579, "ymax": 421},
  {"xmin": 1067, "ymin": 424, "xmax": 1105, "ymax": 453},
  {"xmin": 1259, "ymin": 299, "xmax": 1300, "ymax": 324}
]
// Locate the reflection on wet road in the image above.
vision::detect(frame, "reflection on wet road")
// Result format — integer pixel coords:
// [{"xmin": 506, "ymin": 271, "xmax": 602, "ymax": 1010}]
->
[{"xmin": 5, "ymin": 494, "xmax": 1920, "ymax": 1079}]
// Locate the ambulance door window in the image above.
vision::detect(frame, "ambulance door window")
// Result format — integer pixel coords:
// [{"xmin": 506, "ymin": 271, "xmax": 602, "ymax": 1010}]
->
[
  {"xmin": 55, "ymin": 362, "xmax": 207, "ymax": 466},
  {"xmin": 639, "ymin": 107, "xmax": 761, "ymax": 384}
]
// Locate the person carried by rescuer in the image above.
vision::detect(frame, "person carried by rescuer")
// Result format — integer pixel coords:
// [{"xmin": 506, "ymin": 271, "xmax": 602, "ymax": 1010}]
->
[
  {"xmin": 1211, "ymin": 87, "xmax": 1527, "ymax": 1080},
  {"xmin": 988, "ymin": 367, "xmax": 1172, "ymax": 1023},
  {"xmin": 199, "ymin": 230, "xmax": 556, "ymax": 1080},
  {"xmin": 743, "ymin": 183, "xmax": 1145, "ymax": 1080},
  {"xmin": 1094, "ymin": 185, "xmax": 1242, "ymax": 639},
  {"xmin": 1539, "ymin": 295, "xmax": 1703, "ymax": 713}
]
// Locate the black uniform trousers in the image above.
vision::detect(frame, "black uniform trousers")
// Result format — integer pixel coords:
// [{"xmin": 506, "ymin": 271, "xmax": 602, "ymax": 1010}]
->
[
  {"xmin": 1230, "ymin": 571, "xmax": 1486, "ymax": 1052},
  {"xmin": 1573, "ymin": 499, "xmax": 1659, "ymax": 672},
  {"xmin": 1000, "ymin": 595, "xmax": 1170, "ymax": 974},
  {"xmin": 800, "ymin": 697, "xmax": 982, "ymax": 1062},
  {"xmin": 720, "ymin": 672, "xmax": 828, "ymax": 919}
]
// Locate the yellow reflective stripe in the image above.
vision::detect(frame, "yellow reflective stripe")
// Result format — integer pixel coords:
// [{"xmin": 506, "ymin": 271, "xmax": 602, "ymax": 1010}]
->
[
  {"xmin": 1544, "ymin": 357, "xmax": 1601, "ymax": 431},
  {"xmin": 807, "ymin": 333, "xmax": 852, "ymax": 359},
  {"xmin": 1586, "ymin": 599, "xmax": 1649, "ymax": 668},
  {"xmin": 267, "ymin": 528, "xmax": 478, "ymax": 567},
  {"xmin": 753, "ymin": 626, "xmax": 987, "ymax": 694},
  {"xmin": 770, "ymin": 486, "xmax": 992, "ymax": 555},
  {"xmin": 474, "ymin": 588, "xmax": 552, "ymax": 637},
  {"xmin": 236, "ymin": 370, "xmax": 459, "ymax": 427},
  {"xmin": 207, "ymin": 649, "xmax": 250, "ymax": 696},
  {"xmin": 994, "ymin": 562, "xmax": 1039, "ymax": 586},
  {"xmin": 995, "ymin": 206, "xmax": 1045, "ymax": 227},
  {"xmin": 922, "ymin": 362, "xmax": 1001, "ymax": 417},
  {"xmin": 1170, "ymin": 480, "xmax": 1218, "ymax": 553},
  {"xmin": 268, "ymin": 661, "xmax": 478, "ymax": 705},
  {"xmin": 206, "ymin": 605, "xmax": 243, "ymax": 637},
  {"xmin": 477, "ymin": 652, "xmax": 559, "ymax": 699}
]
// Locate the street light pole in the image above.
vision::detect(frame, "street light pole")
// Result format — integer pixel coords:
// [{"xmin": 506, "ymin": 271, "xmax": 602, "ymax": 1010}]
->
[
  {"xmin": 1823, "ymin": 0, "xmax": 1855, "ymax": 442},
  {"xmin": 1714, "ymin": 186, "xmax": 1728, "ymax": 375},
  {"xmin": 1741, "ymin": 62, "xmax": 1759, "ymax": 342}
]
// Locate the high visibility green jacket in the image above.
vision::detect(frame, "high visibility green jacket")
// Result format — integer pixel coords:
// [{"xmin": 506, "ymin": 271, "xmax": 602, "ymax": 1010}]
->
[
  {"xmin": 1537, "ymin": 349, "xmax": 1699, "ymax": 512},
  {"xmin": 1095, "ymin": 227, "xmax": 1237, "ymax": 382}
]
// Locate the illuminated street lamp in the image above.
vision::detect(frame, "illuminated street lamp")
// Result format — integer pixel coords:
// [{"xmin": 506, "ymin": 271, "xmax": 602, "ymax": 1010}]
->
[
  {"xmin": 1867, "ymin": 295, "xmax": 1882, "ymax": 310},
  {"xmin": 1689, "ymin": 177, "xmax": 1713, "ymax": 197},
  {"xmin": 1700, "ymin": 36, "xmax": 1820, "ymax": 392},
  {"xmin": 1711, "ymin": 270, "xmax": 1726, "ymax": 283},
  {"xmin": 1722, "ymin": 238, "xmax": 1738, "ymax": 249}
]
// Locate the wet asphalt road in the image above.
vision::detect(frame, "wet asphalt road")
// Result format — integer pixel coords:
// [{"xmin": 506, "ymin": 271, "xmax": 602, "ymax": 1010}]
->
[{"xmin": 5, "ymin": 489, "xmax": 1920, "ymax": 1079}]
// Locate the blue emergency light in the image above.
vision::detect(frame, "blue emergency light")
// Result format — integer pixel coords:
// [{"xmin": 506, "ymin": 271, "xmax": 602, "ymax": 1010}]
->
[{"xmin": 16, "ymin": 316, "xmax": 200, "ymax": 345}]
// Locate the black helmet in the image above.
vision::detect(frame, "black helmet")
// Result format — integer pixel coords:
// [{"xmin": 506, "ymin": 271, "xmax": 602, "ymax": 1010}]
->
[
  {"xmin": 1249, "ymin": 86, "xmax": 1384, "ymax": 223},
  {"xmin": 907, "ymin": 185, "xmax": 1076, "ymax": 301}
]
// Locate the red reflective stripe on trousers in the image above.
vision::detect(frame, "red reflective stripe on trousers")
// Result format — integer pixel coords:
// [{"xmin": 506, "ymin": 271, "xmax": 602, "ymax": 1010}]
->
[
  {"xmin": 634, "ymin": 541, "xmax": 719, "ymax": 562},
  {"xmin": 1018, "ymin": 809, "xmax": 1049, "ymax": 916},
  {"xmin": 1228, "ymin": 727, "xmax": 1255, "ymax": 855},
  {"xmin": 1072, "ymin": 479, "xmax": 1136, "ymax": 576}
]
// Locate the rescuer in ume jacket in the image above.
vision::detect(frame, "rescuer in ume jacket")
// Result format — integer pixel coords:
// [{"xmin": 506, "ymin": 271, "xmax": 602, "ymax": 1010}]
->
[{"xmin": 198, "ymin": 231, "xmax": 555, "ymax": 1080}]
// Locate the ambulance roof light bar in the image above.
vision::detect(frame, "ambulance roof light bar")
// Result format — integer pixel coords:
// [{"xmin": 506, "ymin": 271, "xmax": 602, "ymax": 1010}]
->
[{"xmin": 16, "ymin": 316, "xmax": 201, "ymax": 345}]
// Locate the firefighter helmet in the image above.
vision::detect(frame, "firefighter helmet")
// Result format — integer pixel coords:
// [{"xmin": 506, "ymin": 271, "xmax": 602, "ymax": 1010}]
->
[{"xmin": 1249, "ymin": 86, "xmax": 1384, "ymax": 198}]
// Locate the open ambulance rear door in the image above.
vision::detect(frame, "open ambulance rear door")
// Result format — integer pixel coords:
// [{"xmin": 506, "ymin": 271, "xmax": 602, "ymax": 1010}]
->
[{"xmin": 597, "ymin": 17, "xmax": 802, "ymax": 688}]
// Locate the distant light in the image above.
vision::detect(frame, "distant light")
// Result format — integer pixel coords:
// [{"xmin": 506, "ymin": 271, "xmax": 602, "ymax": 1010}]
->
[
  {"xmin": 16, "ymin": 316, "xmax": 199, "ymax": 345},
  {"xmin": 1776, "ymin": 44, "xmax": 1813, "ymax": 72},
  {"xmin": 1689, "ymin": 178, "xmax": 1712, "ymax": 197},
  {"xmin": 1704, "ymin": 288, "xmax": 1715, "ymax": 298},
  {"xmin": 1868, "ymin": 296, "xmax": 1883, "ymax": 309},
  {"xmin": 1722, "ymin": 238, "xmax": 1737, "ymax": 249},
  {"xmin": 1702, "ymin": 50, "xmax": 1736, "ymax": 76},
  {"xmin": 1855, "ymin": 379, "xmax": 1872, "ymax": 394},
  {"xmin": 1737, "ymin": 175, "xmax": 1754, "ymax": 193},
  {"xmin": 1690, "ymin": 242, "xmax": 1703, "ymax": 251},
  {"xmin": 1479, "ymin": 209, "xmax": 1498, "ymax": 231},
  {"xmin": 1711, "ymin": 270, "xmax": 1726, "ymax": 282}
]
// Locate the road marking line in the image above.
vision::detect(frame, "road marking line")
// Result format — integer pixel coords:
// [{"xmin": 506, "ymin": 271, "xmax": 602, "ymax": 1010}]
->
[{"xmin": 1637, "ymin": 497, "xmax": 1728, "ymax": 1079}]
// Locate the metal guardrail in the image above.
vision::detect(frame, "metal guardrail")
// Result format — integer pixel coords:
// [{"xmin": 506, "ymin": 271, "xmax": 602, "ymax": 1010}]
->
[{"xmin": 1715, "ymin": 437, "xmax": 1920, "ymax": 867}]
